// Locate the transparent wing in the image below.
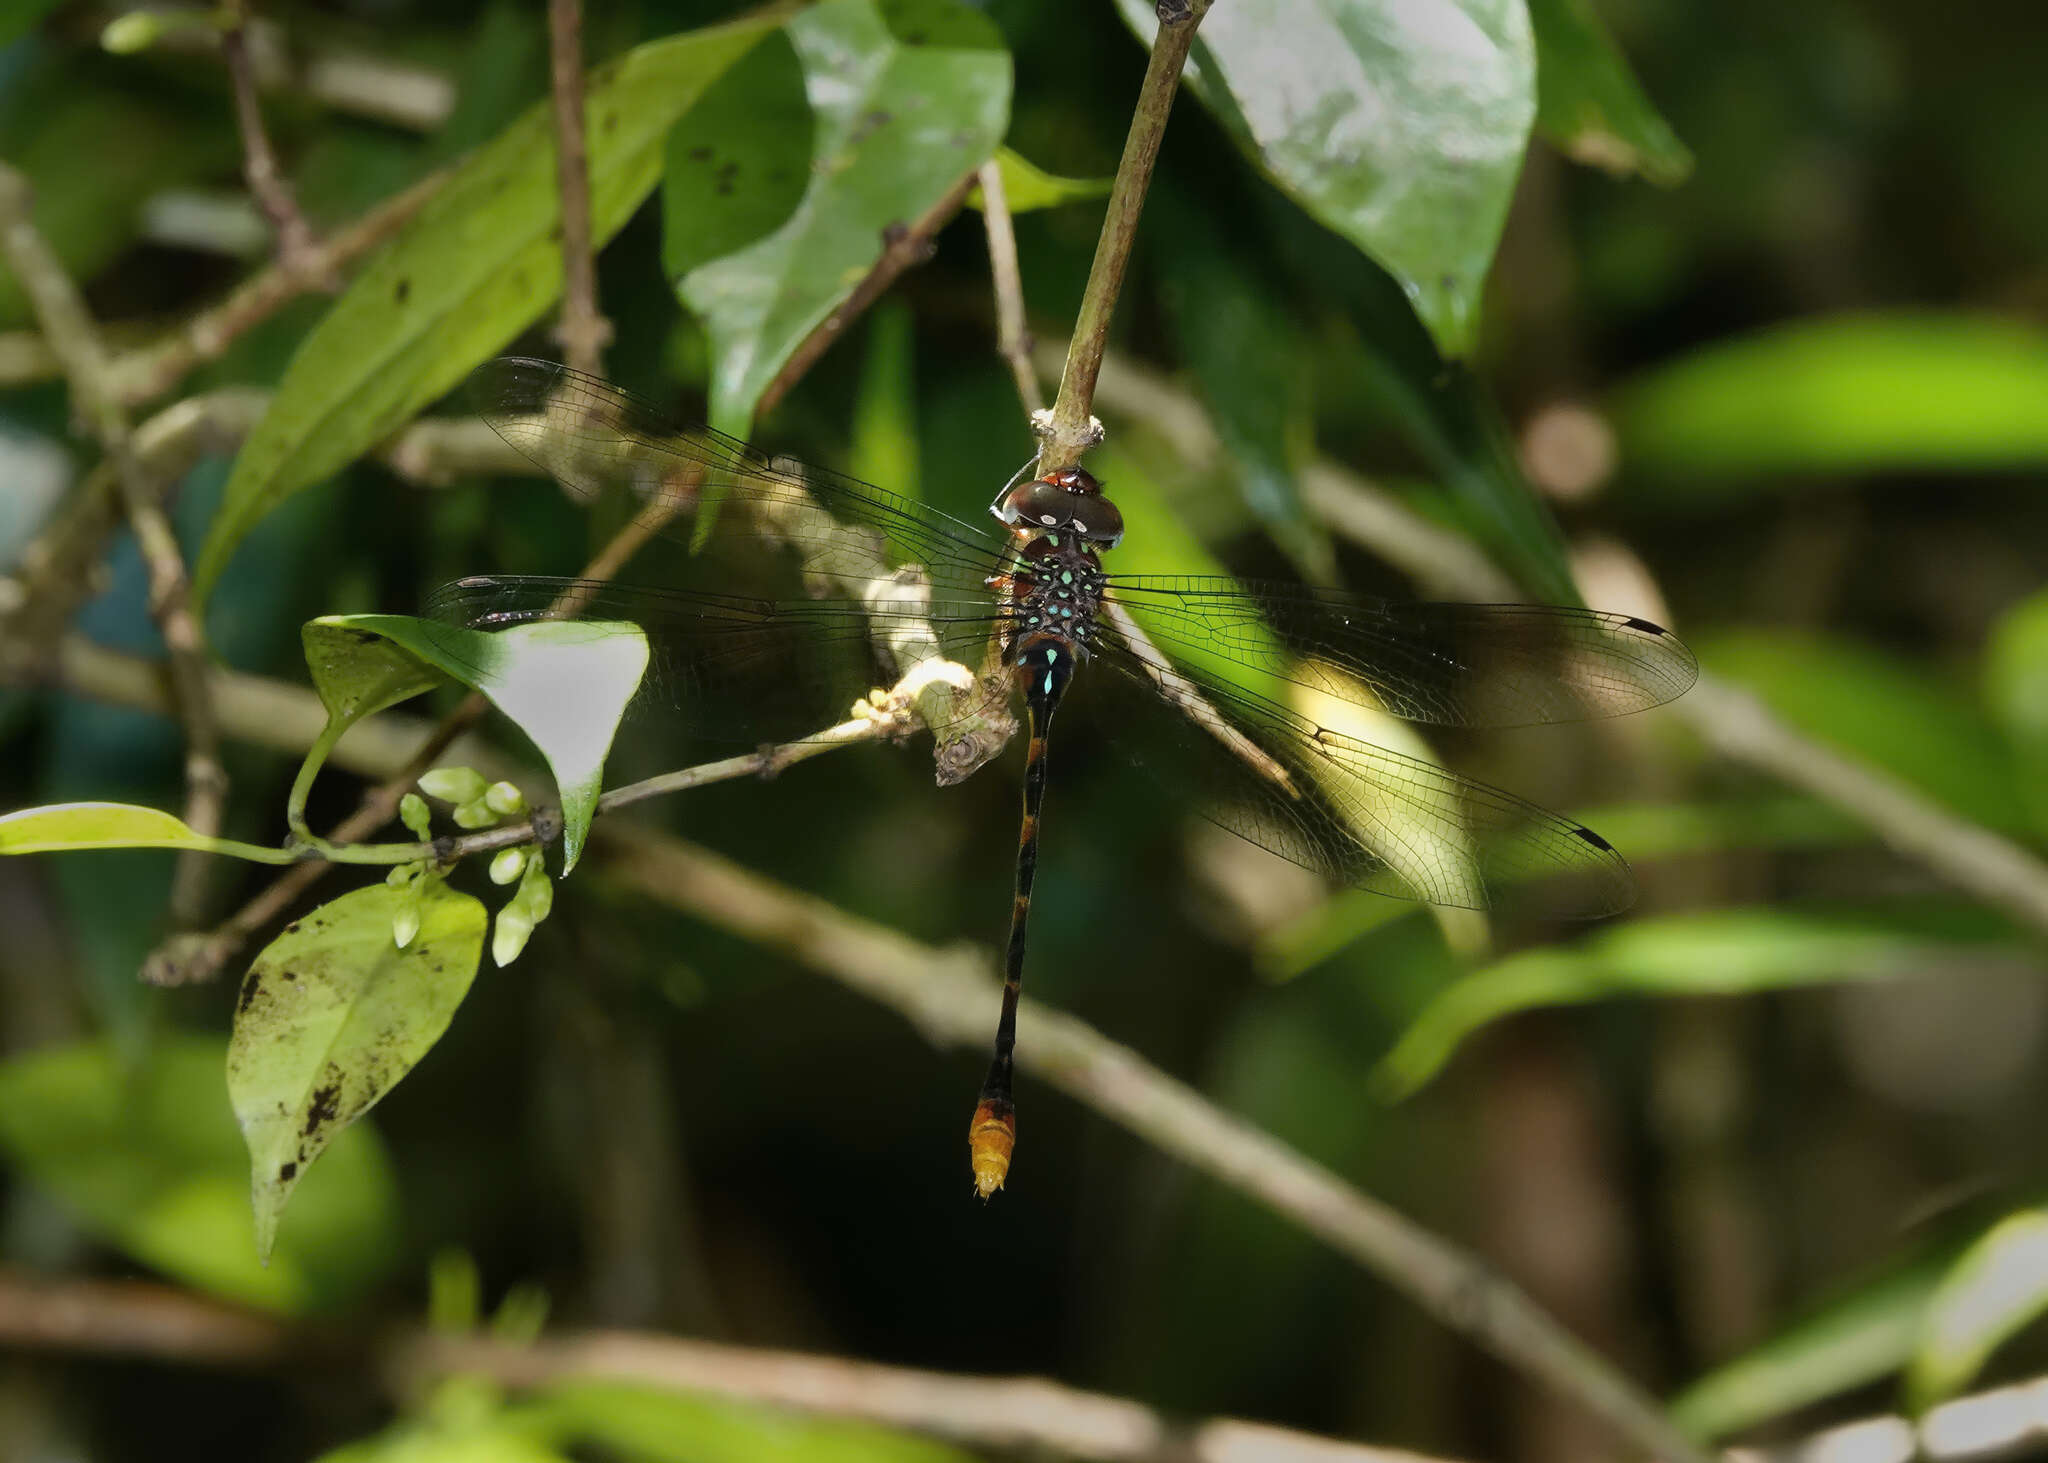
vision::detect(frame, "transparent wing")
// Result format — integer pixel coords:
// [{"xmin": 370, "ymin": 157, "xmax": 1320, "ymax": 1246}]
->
[
  {"xmin": 1101, "ymin": 576, "xmax": 1697, "ymax": 729},
  {"xmin": 471, "ymin": 357, "xmax": 1014, "ymax": 599},
  {"xmin": 1085, "ymin": 633, "xmax": 1636, "ymax": 917},
  {"xmin": 425, "ymin": 575, "xmax": 1016, "ymax": 747}
]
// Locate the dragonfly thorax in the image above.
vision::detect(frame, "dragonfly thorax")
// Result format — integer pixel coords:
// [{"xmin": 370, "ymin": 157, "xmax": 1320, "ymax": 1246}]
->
[
  {"xmin": 1006, "ymin": 533, "xmax": 1107, "ymax": 661},
  {"xmin": 993, "ymin": 466, "xmax": 1125, "ymax": 549}
]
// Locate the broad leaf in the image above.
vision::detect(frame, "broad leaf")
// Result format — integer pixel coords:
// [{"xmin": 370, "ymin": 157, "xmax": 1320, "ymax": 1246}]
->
[
  {"xmin": 0, "ymin": 1035, "xmax": 397, "ymax": 1312},
  {"xmin": 300, "ymin": 615, "xmax": 649, "ymax": 871},
  {"xmin": 229, "ymin": 881, "xmax": 486, "ymax": 1260},
  {"xmin": 192, "ymin": 14, "xmax": 777, "ymax": 601},
  {"xmin": 1117, "ymin": 0, "xmax": 1535, "ymax": 357},
  {"xmin": 1614, "ymin": 313, "xmax": 2048, "ymax": 488},
  {"xmin": 1528, "ymin": 0, "xmax": 1691, "ymax": 184},
  {"xmin": 1376, "ymin": 907, "xmax": 2019, "ymax": 1099},
  {"xmin": 668, "ymin": 0, "xmax": 1011, "ymax": 434},
  {"xmin": 966, "ymin": 146, "xmax": 1113, "ymax": 212},
  {"xmin": 1909, "ymin": 1210, "xmax": 2048, "ymax": 1410},
  {"xmin": 0, "ymin": 801, "xmax": 295, "ymax": 862}
]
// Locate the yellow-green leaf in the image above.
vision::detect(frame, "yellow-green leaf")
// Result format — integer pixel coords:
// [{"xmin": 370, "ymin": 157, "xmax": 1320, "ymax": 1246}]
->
[
  {"xmin": 0, "ymin": 801, "xmax": 295, "ymax": 862},
  {"xmin": 1909, "ymin": 1210, "xmax": 2048, "ymax": 1411},
  {"xmin": 229, "ymin": 882, "xmax": 486, "ymax": 1261}
]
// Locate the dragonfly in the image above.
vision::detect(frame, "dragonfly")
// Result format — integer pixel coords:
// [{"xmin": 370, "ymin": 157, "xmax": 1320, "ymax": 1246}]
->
[{"xmin": 430, "ymin": 357, "xmax": 1698, "ymax": 1199}]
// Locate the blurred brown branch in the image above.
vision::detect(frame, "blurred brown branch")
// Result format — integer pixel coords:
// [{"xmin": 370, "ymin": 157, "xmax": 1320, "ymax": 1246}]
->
[
  {"xmin": 219, "ymin": 0, "xmax": 323, "ymax": 279},
  {"xmin": 546, "ymin": 0, "xmax": 611, "ymax": 375},
  {"xmin": 0, "ymin": 161, "xmax": 226, "ymax": 924},
  {"xmin": 0, "ymin": 1266, "xmax": 1461, "ymax": 1463}
]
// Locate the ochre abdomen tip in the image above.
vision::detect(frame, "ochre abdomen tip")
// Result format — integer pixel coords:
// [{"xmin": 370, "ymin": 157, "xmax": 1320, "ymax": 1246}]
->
[{"xmin": 968, "ymin": 1098, "xmax": 1015, "ymax": 1200}]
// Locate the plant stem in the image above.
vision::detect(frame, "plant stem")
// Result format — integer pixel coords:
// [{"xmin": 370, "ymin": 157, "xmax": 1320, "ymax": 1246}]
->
[
  {"xmin": 1039, "ymin": 0, "xmax": 1213, "ymax": 472},
  {"xmin": 547, "ymin": 0, "xmax": 612, "ymax": 375},
  {"xmin": 977, "ymin": 159, "xmax": 1044, "ymax": 416}
]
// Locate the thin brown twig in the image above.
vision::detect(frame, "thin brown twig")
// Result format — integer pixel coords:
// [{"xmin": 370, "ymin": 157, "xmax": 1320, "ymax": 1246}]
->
[
  {"xmin": 219, "ymin": 0, "xmax": 324, "ymax": 280},
  {"xmin": 977, "ymin": 158, "xmax": 1044, "ymax": 415},
  {"xmin": 754, "ymin": 168, "xmax": 981, "ymax": 420},
  {"xmin": 1040, "ymin": 0, "xmax": 1214, "ymax": 472},
  {"xmin": 546, "ymin": 0, "xmax": 612, "ymax": 376},
  {"xmin": 0, "ymin": 162, "xmax": 228, "ymax": 924},
  {"xmin": 0, "ymin": 1268, "xmax": 1463, "ymax": 1463}
]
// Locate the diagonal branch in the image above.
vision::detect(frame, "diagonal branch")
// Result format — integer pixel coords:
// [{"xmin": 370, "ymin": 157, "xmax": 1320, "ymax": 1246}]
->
[
  {"xmin": 546, "ymin": 0, "xmax": 612, "ymax": 375},
  {"xmin": 219, "ymin": 0, "xmax": 324, "ymax": 279}
]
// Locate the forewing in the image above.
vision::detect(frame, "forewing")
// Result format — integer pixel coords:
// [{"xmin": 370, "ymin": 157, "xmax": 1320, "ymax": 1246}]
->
[
  {"xmin": 1103, "ymin": 576, "xmax": 1697, "ymax": 728},
  {"xmin": 1087, "ymin": 633, "xmax": 1635, "ymax": 917},
  {"xmin": 426, "ymin": 576, "xmax": 1015, "ymax": 747},
  {"xmin": 470, "ymin": 358, "xmax": 1012, "ymax": 598}
]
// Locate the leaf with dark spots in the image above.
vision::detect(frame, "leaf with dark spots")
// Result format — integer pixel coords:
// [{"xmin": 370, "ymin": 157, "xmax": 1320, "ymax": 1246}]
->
[
  {"xmin": 229, "ymin": 881, "xmax": 485, "ymax": 1261},
  {"xmin": 394, "ymin": 278, "xmax": 411, "ymax": 305}
]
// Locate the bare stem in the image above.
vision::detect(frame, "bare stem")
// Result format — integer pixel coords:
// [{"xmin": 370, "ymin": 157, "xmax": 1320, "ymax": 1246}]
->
[
  {"xmin": 547, "ymin": 0, "xmax": 612, "ymax": 375},
  {"xmin": 0, "ymin": 162, "xmax": 228, "ymax": 924},
  {"xmin": 977, "ymin": 159, "xmax": 1044, "ymax": 416},
  {"xmin": 1040, "ymin": 0, "xmax": 1213, "ymax": 472},
  {"xmin": 220, "ymin": 0, "xmax": 324, "ymax": 280}
]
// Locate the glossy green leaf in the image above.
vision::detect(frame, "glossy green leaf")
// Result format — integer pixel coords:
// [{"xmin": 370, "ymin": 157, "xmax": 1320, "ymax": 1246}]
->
[
  {"xmin": 0, "ymin": 801, "xmax": 295, "ymax": 862},
  {"xmin": 1118, "ymin": 0, "xmax": 1535, "ymax": 357},
  {"xmin": 514, "ymin": 1383, "xmax": 979, "ymax": 1463},
  {"xmin": 229, "ymin": 880, "xmax": 486, "ymax": 1261},
  {"xmin": 1702, "ymin": 630, "xmax": 2020, "ymax": 829},
  {"xmin": 669, "ymin": 0, "xmax": 1011, "ymax": 434},
  {"xmin": 1909, "ymin": 1210, "xmax": 2048, "ymax": 1410},
  {"xmin": 1984, "ymin": 588, "xmax": 2048, "ymax": 832},
  {"xmin": 661, "ymin": 31, "xmax": 814, "ymax": 282},
  {"xmin": 1615, "ymin": 314, "xmax": 2048, "ymax": 487},
  {"xmin": 301, "ymin": 615, "xmax": 649, "ymax": 871},
  {"xmin": 966, "ymin": 146, "xmax": 1112, "ymax": 212},
  {"xmin": 1377, "ymin": 907, "xmax": 2016, "ymax": 1099},
  {"xmin": 192, "ymin": 14, "xmax": 777, "ymax": 601},
  {"xmin": 0, "ymin": 1035, "xmax": 397, "ymax": 1312},
  {"xmin": 1671, "ymin": 1245, "xmax": 1959, "ymax": 1441},
  {"xmin": 1528, "ymin": 0, "xmax": 1692, "ymax": 184}
]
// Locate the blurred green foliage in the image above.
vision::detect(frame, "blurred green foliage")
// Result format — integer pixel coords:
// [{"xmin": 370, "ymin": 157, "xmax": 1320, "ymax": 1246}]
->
[{"xmin": 2, "ymin": 0, "xmax": 2048, "ymax": 1459}]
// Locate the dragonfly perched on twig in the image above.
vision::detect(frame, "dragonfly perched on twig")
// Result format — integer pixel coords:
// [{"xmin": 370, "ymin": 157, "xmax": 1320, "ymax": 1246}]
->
[{"xmin": 430, "ymin": 357, "xmax": 1698, "ymax": 1198}]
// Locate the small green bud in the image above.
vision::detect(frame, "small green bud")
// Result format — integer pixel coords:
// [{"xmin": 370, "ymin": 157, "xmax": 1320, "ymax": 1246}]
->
[
  {"xmin": 489, "ymin": 848, "xmax": 528, "ymax": 885},
  {"xmin": 483, "ymin": 781, "xmax": 527, "ymax": 816},
  {"xmin": 420, "ymin": 766, "xmax": 489, "ymax": 804},
  {"xmin": 492, "ymin": 908, "xmax": 534, "ymax": 967},
  {"xmin": 392, "ymin": 901, "xmax": 422, "ymax": 950},
  {"xmin": 517, "ymin": 857, "xmax": 553, "ymax": 922},
  {"xmin": 399, "ymin": 792, "xmax": 433, "ymax": 840},
  {"xmin": 385, "ymin": 860, "xmax": 417, "ymax": 888},
  {"xmin": 452, "ymin": 797, "xmax": 498, "ymax": 829}
]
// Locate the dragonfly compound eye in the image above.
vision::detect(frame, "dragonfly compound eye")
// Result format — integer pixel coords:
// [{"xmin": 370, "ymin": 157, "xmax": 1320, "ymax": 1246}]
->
[{"xmin": 996, "ymin": 478, "xmax": 1125, "ymax": 548}]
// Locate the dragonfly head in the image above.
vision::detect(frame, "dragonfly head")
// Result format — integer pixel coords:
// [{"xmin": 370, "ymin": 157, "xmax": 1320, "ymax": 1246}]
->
[{"xmin": 993, "ymin": 466, "xmax": 1124, "ymax": 549}]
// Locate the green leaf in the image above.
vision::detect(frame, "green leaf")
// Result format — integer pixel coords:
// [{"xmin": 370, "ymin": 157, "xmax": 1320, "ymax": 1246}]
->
[
  {"xmin": 191, "ymin": 14, "xmax": 777, "ymax": 601},
  {"xmin": 0, "ymin": 801, "xmax": 295, "ymax": 862},
  {"xmin": 513, "ymin": 1383, "xmax": 980, "ymax": 1463},
  {"xmin": 1910, "ymin": 1210, "xmax": 2048, "ymax": 1410},
  {"xmin": 1117, "ymin": 0, "xmax": 1535, "ymax": 357},
  {"xmin": 966, "ymin": 146, "xmax": 1112, "ymax": 212},
  {"xmin": 1702, "ymin": 630, "xmax": 2020, "ymax": 829},
  {"xmin": 1984, "ymin": 588, "xmax": 2048, "ymax": 833},
  {"xmin": 1527, "ymin": 0, "xmax": 1692, "ymax": 185},
  {"xmin": 1671, "ymin": 1245, "xmax": 1960, "ymax": 1441},
  {"xmin": 1614, "ymin": 313, "xmax": 2048, "ymax": 487},
  {"xmin": 1376, "ymin": 907, "xmax": 2017, "ymax": 1099},
  {"xmin": 668, "ymin": 0, "xmax": 1011, "ymax": 434},
  {"xmin": 301, "ymin": 616, "xmax": 649, "ymax": 871},
  {"xmin": 229, "ymin": 881, "xmax": 486, "ymax": 1261},
  {"xmin": 0, "ymin": 1034, "xmax": 397, "ymax": 1312}
]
